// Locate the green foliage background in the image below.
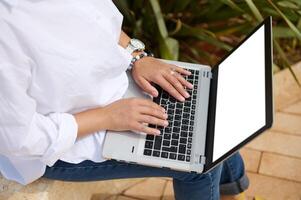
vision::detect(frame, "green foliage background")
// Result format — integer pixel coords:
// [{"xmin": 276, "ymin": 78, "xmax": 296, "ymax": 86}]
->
[{"xmin": 114, "ymin": 0, "xmax": 301, "ymax": 84}]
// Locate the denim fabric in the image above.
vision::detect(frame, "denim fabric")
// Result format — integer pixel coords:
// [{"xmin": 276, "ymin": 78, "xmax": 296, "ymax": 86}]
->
[
  {"xmin": 220, "ymin": 152, "xmax": 249, "ymax": 195},
  {"xmin": 44, "ymin": 159, "xmax": 222, "ymax": 200},
  {"xmin": 43, "ymin": 152, "xmax": 248, "ymax": 199}
]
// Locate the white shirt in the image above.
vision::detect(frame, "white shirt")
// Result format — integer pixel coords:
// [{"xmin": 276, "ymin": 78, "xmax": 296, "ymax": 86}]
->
[{"xmin": 0, "ymin": 0, "xmax": 132, "ymax": 185}]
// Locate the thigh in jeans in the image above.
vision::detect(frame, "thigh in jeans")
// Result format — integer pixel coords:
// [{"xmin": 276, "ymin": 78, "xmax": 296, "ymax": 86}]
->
[{"xmin": 44, "ymin": 159, "xmax": 222, "ymax": 200}]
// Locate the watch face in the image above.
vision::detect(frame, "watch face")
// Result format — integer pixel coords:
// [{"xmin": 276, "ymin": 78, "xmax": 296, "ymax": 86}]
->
[{"xmin": 131, "ymin": 39, "xmax": 145, "ymax": 50}]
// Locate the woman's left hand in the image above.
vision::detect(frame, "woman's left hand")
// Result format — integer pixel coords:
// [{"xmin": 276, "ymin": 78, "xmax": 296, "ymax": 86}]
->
[{"xmin": 131, "ymin": 56, "xmax": 194, "ymax": 102}]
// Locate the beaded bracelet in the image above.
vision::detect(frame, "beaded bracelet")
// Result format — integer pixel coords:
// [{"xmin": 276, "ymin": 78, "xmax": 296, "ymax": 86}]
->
[{"xmin": 128, "ymin": 51, "xmax": 154, "ymax": 70}]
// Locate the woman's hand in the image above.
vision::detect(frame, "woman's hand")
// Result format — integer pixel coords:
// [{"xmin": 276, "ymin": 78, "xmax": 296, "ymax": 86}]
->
[
  {"xmin": 131, "ymin": 56, "xmax": 194, "ymax": 102},
  {"xmin": 103, "ymin": 98, "xmax": 168, "ymax": 135}
]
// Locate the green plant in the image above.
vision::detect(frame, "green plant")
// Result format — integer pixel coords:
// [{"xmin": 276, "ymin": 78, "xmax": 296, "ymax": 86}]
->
[{"xmin": 114, "ymin": 0, "xmax": 301, "ymax": 84}]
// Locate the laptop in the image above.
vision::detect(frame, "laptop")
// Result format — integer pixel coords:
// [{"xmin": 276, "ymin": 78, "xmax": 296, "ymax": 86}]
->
[{"xmin": 103, "ymin": 17, "xmax": 273, "ymax": 173}]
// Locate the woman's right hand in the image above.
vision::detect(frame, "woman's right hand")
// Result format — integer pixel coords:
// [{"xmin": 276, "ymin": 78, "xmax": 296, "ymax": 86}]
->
[{"xmin": 103, "ymin": 98, "xmax": 168, "ymax": 135}]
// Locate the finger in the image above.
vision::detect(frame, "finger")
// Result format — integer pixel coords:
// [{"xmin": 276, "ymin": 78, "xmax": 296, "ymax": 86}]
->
[
  {"xmin": 174, "ymin": 72, "xmax": 193, "ymax": 89},
  {"xmin": 136, "ymin": 98, "xmax": 165, "ymax": 112},
  {"xmin": 173, "ymin": 65, "xmax": 191, "ymax": 76},
  {"xmin": 132, "ymin": 122, "xmax": 161, "ymax": 135},
  {"xmin": 139, "ymin": 115, "xmax": 168, "ymax": 127},
  {"xmin": 155, "ymin": 75, "xmax": 185, "ymax": 102},
  {"xmin": 163, "ymin": 72, "xmax": 190, "ymax": 99},
  {"xmin": 136, "ymin": 77, "xmax": 159, "ymax": 97},
  {"xmin": 139, "ymin": 106, "xmax": 168, "ymax": 120}
]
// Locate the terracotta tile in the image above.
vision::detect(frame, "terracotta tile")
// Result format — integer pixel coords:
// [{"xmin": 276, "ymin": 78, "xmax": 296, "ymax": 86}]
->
[
  {"xmin": 240, "ymin": 148, "xmax": 262, "ymax": 173},
  {"xmin": 283, "ymin": 101, "xmax": 301, "ymax": 115},
  {"xmin": 162, "ymin": 181, "xmax": 174, "ymax": 200},
  {"xmin": 273, "ymin": 62, "xmax": 301, "ymax": 111},
  {"xmin": 117, "ymin": 196, "xmax": 140, "ymax": 200},
  {"xmin": 259, "ymin": 153, "xmax": 301, "ymax": 182},
  {"xmin": 246, "ymin": 172, "xmax": 301, "ymax": 200},
  {"xmin": 123, "ymin": 178, "xmax": 166, "ymax": 200},
  {"xmin": 272, "ymin": 113, "xmax": 301, "ymax": 135},
  {"xmin": 246, "ymin": 131, "xmax": 301, "ymax": 158}
]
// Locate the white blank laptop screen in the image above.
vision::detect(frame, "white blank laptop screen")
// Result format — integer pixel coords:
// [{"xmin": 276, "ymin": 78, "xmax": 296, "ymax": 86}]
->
[{"xmin": 212, "ymin": 25, "xmax": 266, "ymax": 162}]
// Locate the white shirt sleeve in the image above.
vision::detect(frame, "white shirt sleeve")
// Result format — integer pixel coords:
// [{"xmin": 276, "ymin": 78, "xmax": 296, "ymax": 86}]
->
[{"xmin": 0, "ymin": 20, "xmax": 78, "ymax": 167}]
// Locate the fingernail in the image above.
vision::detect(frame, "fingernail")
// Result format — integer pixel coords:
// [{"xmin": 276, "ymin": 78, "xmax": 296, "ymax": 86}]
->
[
  {"xmin": 155, "ymin": 130, "xmax": 161, "ymax": 135},
  {"xmin": 163, "ymin": 121, "xmax": 169, "ymax": 126},
  {"xmin": 180, "ymin": 96, "xmax": 185, "ymax": 102},
  {"xmin": 163, "ymin": 113, "xmax": 168, "ymax": 119},
  {"xmin": 152, "ymin": 91, "xmax": 158, "ymax": 96},
  {"xmin": 161, "ymin": 108, "xmax": 166, "ymax": 112},
  {"xmin": 184, "ymin": 92, "xmax": 190, "ymax": 98},
  {"xmin": 189, "ymin": 83, "xmax": 193, "ymax": 88}
]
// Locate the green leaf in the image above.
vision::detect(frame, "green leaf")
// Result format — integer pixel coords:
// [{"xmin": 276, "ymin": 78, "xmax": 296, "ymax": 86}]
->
[
  {"xmin": 277, "ymin": 1, "xmax": 299, "ymax": 9},
  {"xmin": 149, "ymin": 0, "xmax": 179, "ymax": 60},
  {"xmin": 268, "ymin": 0, "xmax": 301, "ymax": 42},
  {"xmin": 220, "ymin": 0, "xmax": 244, "ymax": 13},
  {"xmin": 274, "ymin": 39, "xmax": 300, "ymax": 86},
  {"xmin": 245, "ymin": 0, "xmax": 264, "ymax": 22},
  {"xmin": 273, "ymin": 27, "xmax": 298, "ymax": 38}
]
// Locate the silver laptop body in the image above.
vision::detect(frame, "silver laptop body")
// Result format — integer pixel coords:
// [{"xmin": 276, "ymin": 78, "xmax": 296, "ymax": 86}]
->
[
  {"xmin": 103, "ymin": 61, "xmax": 212, "ymax": 173},
  {"xmin": 103, "ymin": 17, "xmax": 273, "ymax": 174}
]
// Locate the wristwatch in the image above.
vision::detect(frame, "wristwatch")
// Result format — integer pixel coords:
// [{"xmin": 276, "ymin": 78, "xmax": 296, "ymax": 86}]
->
[{"xmin": 125, "ymin": 38, "xmax": 145, "ymax": 54}]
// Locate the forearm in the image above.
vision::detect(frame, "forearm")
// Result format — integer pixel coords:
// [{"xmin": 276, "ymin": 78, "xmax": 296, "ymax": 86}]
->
[
  {"xmin": 119, "ymin": 31, "xmax": 131, "ymax": 49},
  {"xmin": 73, "ymin": 107, "xmax": 109, "ymax": 139}
]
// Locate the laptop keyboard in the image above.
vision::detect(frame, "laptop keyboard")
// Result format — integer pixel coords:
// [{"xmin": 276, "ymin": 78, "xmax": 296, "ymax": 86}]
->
[{"xmin": 143, "ymin": 69, "xmax": 199, "ymax": 162}]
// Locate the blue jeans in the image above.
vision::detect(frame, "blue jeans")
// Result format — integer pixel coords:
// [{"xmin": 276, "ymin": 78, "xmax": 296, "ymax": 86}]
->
[{"xmin": 43, "ymin": 152, "xmax": 248, "ymax": 200}]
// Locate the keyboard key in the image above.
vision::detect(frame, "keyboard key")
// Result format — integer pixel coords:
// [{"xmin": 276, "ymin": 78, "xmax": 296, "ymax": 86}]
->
[
  {"xmin": 184, "ymin": 102, "xmax": 191, "ymax": 107},
  {"xmin": 174, "ymin": 120, "xmax": 181, "ymax": 127},
  {"xmin": 153, "ymin": 151, "xmax": 160, "ymax": 157},
  {"xmin": 191, "ymin": 115, "xmax": 194, "ymax": 120},
  {"xmin": 154, "ymin": 136, "xmax": 162, "ymax": 150},
  {"xmin": 189, "ymin": 132, "xmax": 193, "ymax": 137},
  {"xmin": 164, "ymin": 134, "xmax": 171, "ymax": 140},
  {"xmin": 190, "ymin": 121, "xmax": 194, "ymax": 126},
  {"xmin": 167, "ymin": 109, "xmax": 173, "ymax": 115},
  {"xmin": 176, "ymin": 109, "xmax": 181, "ymax": 114},
  {"xmin": 187, "ymin": 149, "xmax": 191, "ymax": 155},
  {"xmin": 182, "ymin": 125, "xmax": 188, "ymax": 131},
  {"xmin": 171, "ymin": 140, "xmax": 178, "ymax": 146},
  {"xmin": 182, "ymin": 119, "xmax": 189, "ymax": 125},
  {"xmin": 189, "ymin": 126, "xmax": 194, "ymax": 131},
  {"xmin": 192, "ymin": 105, "xmax": 196, "ymax": 109},
  {"xmin": 146, "ymin": 135, "xmax": 154, "ymax": 140},
  {"xmin": 144, "ymin": 149, "xmax": 152, "ymax": 156},
  {"xmin": 170, "ymin": 146, "xmax": 177, "ymax": 152},
  {"xmin": 180, "ymin": 131, "xmax": 188, "ymax": 137},
  {"xmin": 178, "ymin": 154, "xmax": 185, "ymax": 161},
  {"xmin": 188, "ymin": 137, "xmax": 192, "ymax": 143},
  {"xmin": 179, "ymin": 144, "xmax": 186, "ymax": 154},
  {"xmin": 169, "ymin": 153, "xmax": 176, "ymax": 160},
  {"xmin": 176, "ymin": 103, "xmax": 183, "ymax": 109},
  {"xmin": 145, "ymin": 141, "xmax": 153, "ymax": 149},
  {"xmin": 173, "ymin": 127, "xmax": 180, "ymax": 133},
  {"xmin": 180, "ymin": 138, "xmax": 187, "ymax": 144},
  {"xmin": 184, "ymin": 107, "xmax": 190, "ymax": 113},
  {"xmin": 193, "ymin": 95, "xmax": 197, "ymax": 99},
  {"xmin": 172, "ymin": 133, "xmax": 179, "ymax": 139},
  {"xmin": 161, "ymin": 152, "xmax": 168, "ymax": 158},
  {"xmin": 192, "ymin": 99, "xmax": 196, "ymax": 104},
  {"xmin": 163, "ymin": 140, "xmax": 170, "ymax": 146},
  {"xmin": 183, "ymin": 113, "xmax": 190, "ymax": 119},
  {"xmin": 191, "ymin": 110, "xmax": 195, "ymax": 115},
  {"xmin": 175, "ymin": 115, "xmax": 181, "ymax": 120},
  {"xmin": 165, "ymin": 127, "xmax": 171, "ymax": 133},
  {"xmin": 186, "ymin": 156, "xmax": 191, "ymax": 162},
  {"xmin": 187, "ymin": 143, "xmax": 192, "ymax": 149}
]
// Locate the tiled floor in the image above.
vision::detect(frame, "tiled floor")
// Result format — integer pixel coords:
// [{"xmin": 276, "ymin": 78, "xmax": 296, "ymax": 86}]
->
[{"xmin": 91, "ymin": 100, "xmax": 301, "ymax": 200}]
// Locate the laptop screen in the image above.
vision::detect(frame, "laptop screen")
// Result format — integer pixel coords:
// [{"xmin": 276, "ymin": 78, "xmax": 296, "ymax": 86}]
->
[{"xmin": 212, "ymin": 24, "xmax": 267, "ymax": 162}]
